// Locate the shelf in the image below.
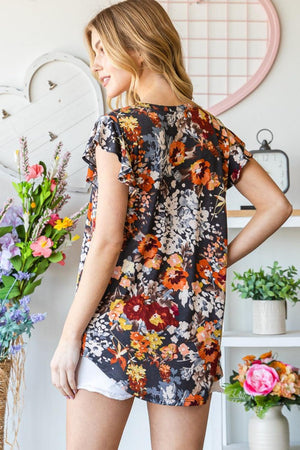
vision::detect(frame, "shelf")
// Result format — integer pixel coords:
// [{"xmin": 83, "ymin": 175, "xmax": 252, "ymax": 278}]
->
[
  {"xmin": 221, "ymin": 330, "xmax": 300, "ymax": 347},
  {"xmin": 223, "ymin": 445, "xmax": 300, "ymax": 450},
  {"xmin": 227, "ymin": 209, "xmax": 300, "ymax": 228}
]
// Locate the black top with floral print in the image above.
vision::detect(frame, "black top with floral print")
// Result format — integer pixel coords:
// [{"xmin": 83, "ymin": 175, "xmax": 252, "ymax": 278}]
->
[{"xmin": 78, "ymin": 102, "xmax": 253, "ymax": 406}]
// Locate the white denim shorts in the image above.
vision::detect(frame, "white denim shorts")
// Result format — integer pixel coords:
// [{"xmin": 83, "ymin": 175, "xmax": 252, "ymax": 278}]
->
[{"xmin": 76, "ymin": 356, "xmax": 224, "ymax": 401}]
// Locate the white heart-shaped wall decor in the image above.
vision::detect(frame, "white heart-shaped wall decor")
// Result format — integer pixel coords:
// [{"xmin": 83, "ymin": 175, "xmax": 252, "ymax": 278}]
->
[
  {"xmin": 160, "ymin": 0, "xmax": 280, "ymax": 114},
  {"xmin": 0, "ymin": 52, "xmax": 104, "ymax": 193}
]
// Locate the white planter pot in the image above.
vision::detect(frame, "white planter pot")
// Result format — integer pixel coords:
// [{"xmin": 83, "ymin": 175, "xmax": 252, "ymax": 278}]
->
[
  {"xmin": 248, "ymin": 405, "xmax": 289, "ymax": 450},
  {"xmin": 252, "ymin": 299, "xmax": 287, "ymax": 334}
]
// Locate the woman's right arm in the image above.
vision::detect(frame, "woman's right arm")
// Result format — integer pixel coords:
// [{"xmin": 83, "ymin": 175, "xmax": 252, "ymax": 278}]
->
[{"xmin": 227, "ymin": 157, "xmax": 293, "ymax": 267}]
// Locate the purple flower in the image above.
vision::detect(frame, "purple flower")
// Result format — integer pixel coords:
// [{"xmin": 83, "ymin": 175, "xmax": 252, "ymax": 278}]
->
[
  {"xmin": 0, "ymin": 233, "xmax": 21, "ymax": 271},
  {"xmin": 9, "ymin": 344, "xmax": 23, "ymax": 355},
  {"xmin": 10, "ymin": 309, "xmax": 23, "ymax": 322},
  {"xmin": 14, "ymin": 272, "xmax": 32, "ymax": 281},
  {"xmin": 0, "ymin": 205, "xmax": 23, "ymax": 228},
  {"xmin": 0, "ymin": 305, "xmax": 6, "ymax": 316},
  {"xmin": 0, "ymin": 319, "xmax": 7, "ymax": 326},
  {"xmin": 30, "ymin": 313, "xmax": 46, "ymax": 323},
  {"xmin": 20, "ymin": 296, "xmax": 31, "ymax": 307}
]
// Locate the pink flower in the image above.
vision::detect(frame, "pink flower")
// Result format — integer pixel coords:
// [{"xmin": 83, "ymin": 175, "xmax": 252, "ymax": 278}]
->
[
  {"xmin": 30, "ymin": 236, "xmax": 53, "ymax": 258},
  {"xmin": 50, "ymin": 179, "xmax": 57, "ymax": 192},
  {"xmin": 58, "ymin": 252, "xmax": 66, "ymax": 266},
  {"xmin": 243, "ymin": 363, "xmax": 279, "ymax": 396},
  {"xmin": 25, "ymin": 164, "xmax": 44, "ymax": 181},
  {"xmin": 48, "ymin": 213, "xmax": 60, "ymax": 226}
]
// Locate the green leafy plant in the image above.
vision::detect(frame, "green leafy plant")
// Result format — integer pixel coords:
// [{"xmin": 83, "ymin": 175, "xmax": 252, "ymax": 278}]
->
[
  {"xmin": 231, "ymin": 261, "xmax": 300, "ymax": 304},
  {"xmin": 223, "ymin": 351, "xmax": 300, "ymax": 418}
]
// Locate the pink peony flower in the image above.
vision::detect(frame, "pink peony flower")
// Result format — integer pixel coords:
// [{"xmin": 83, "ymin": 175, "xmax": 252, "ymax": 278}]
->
[
  {"xmin": 243, "ymin": 363, "xmax": 279, "ymax": 396},
  {"xmin": 25, "ymin": 164, "xmax": 44, "ymax": 181},
  {"xmin": 30, "ymin": 236, "xmax": 53, "ymax": 258}
]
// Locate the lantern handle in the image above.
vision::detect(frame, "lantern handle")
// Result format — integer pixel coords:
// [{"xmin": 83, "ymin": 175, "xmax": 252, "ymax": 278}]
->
[{"xmin": 256, "ymin": 128, "xmax": 274, "ymax": 145}]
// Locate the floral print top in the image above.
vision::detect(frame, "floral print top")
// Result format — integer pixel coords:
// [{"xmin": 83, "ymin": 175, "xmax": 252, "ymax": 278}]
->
[{"xmin": 78, "ymin": 102, "xmax": 253, "ymax": 406}]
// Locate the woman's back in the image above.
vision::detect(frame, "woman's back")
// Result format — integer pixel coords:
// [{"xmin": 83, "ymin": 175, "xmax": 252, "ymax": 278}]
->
[{"xmin": 79, "ymin": 101, "xmax": 252, "ymax": 406}]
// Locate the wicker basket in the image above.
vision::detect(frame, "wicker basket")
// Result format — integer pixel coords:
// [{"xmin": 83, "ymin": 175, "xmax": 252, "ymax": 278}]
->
[{"xmin": 0, "ymin": 359, "xmax": 12, "ymax": 450}]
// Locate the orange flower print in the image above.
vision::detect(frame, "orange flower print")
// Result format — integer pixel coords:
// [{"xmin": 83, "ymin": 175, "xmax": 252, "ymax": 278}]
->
[
  {"xmin": 161, "ymin": 343, "xmax": 178, "ymax": 361},
  {"xmin": 167, "ymin": 253, "xmax": 183, "ymax": 267},
  {"xmin": 159, "ymin": 364, "xmax": 171, "ymax": 382},
  {"xmin": 212, "ymin": 267, "xmax": 226, "ymax": 291},
  {"xmin": 192, "ymin": 280, "xmax": 203, "ymax": 294},
  {"xmin": 144, "ymin": 253, "xmax": 163, "ymax": 270},
  {"xmin": 184, "ymin": 394, "xmax": 205, "ymax": 406},
  {"xmin": 107, "ymin": 342, "xmax": 128, "ymax": 371},
  {"xmin": 138, "ymin": 234, "xmax": 161, "ymax": 259},
  {"xmin": 198, "ymin": 339, "xmax": 220, "ymax": 364},
  {"xmin": 206, "ymin": 173, "xmax": 220, "ymax": 190},
  {"xmin": 139, "ymin": 171, "xmax": 155, "ymax": 192},
  {"xmin": 119, "ymin": 116, "xmax": 141, "ymax": 142},
  {"xmin": 196, "ymin": 259, "xmax": 212, "ymax": 280},
  {"xmin": 161, "ymin": 266, "xmax": 188, "ymax": 291},
  {"xmin": 169, "ymin": 141, "xmax": 185, "ymax": 166},
  {"xmin": 190, "ymin": 159, "xmax": 211, "ymax": 185}
]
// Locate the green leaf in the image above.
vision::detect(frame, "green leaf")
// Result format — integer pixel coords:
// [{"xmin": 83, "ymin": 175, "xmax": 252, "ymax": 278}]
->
[
  {"xmin": 0, "ymin": 226, "xmax": 13, "ymax": 237},
  {"xmin": 35, "ymin": 259, "xmax": 50, "ymax": 275},
  {"xmin": 0, "ymin": 284, "xmax": 20, "ymax": 299},
  {"xmin": 10, "ymin": 255, "xmax": 22, "ymax": 271},
  {"xmin": 16, "ymin": 224, "xmax": 25, "ymax": 241},
  {"xmin": 1, "ymin": 275, "xmax": 16, "ymax": 288},
  {"xmin": 23, "ymin": 279, "xmax": 42, "ymax": 296},
  {"xmin": 48, "ymin": 252, "xmax": 63, "ymax": 263}
]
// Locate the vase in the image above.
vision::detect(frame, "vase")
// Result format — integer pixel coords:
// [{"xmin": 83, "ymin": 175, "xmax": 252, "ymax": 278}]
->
[
  {"xmin": 0, "ymin": 358, "xmax": 12, "ymax": 450},
  {"xmin": 252, "ymin": 299, "xmax": 287, "ymax": 334},
  {"xmin": 248, "ymin": 405, "xmax": 289, "ymax": 450}
]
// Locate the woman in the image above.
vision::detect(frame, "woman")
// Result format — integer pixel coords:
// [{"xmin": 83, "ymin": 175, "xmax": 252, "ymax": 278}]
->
[{"xmin": 50, "ymin": 1, "xmax": 293, "ymax": 449}]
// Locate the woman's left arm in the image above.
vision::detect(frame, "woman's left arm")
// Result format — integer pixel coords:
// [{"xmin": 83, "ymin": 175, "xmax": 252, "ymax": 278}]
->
[
  {"xmin": 50, "ymin": 145, "xmax": 128, "ymax": 399},
  {"xmin": 227, "ymin": 157, "xmax": 293, "ymax": 267}
]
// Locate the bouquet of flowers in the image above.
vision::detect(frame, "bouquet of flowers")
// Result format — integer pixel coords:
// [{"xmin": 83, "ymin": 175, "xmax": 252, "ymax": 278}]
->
[
  {"xmin": 224, "ymin": 351, "xmax": 300, "ymax": 418},
  {"xmin": 0, "ymin": 136, "xmax": 87, "ymax": 361}
]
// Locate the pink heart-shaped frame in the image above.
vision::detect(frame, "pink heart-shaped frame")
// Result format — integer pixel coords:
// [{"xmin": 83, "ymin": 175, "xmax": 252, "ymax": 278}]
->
[{"xmin": 161, "ymin": 0, "xmax": 280, "ymax": 115}]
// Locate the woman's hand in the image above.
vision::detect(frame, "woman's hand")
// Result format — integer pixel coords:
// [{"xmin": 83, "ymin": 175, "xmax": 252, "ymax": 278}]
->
[{"xmin": 50, "ymin": 337, "xmax": 81, "ymax": 399}]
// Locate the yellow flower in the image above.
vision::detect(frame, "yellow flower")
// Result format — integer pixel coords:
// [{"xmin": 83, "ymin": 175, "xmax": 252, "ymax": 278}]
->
[
  {"xmin": 146, "ymin": 332, "xmax": 164, "ymax": 350},
  {"xmin": 126, "ymin": 363, "xmax": 146, "ymax": 381},
  {"xmin": 54, "ymin": 217, "xmax": 73, "ymax": 230},
  {"xmin": 72, "ymin": 234, "xmax": 80, "ymax": 241},
  {"xmin": 31, "ymin": 202, "xmax": 36, "ymax": 209},
  {"xmin": 118, "ymin": 317, "xmax": 132, "ymax": 330}
]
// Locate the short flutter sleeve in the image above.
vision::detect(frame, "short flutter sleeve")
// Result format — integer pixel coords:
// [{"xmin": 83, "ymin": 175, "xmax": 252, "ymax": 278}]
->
[
  {"xmin": 82, "ymin": 114, "xmax": 136, "ymax": 188},
  {"xmin": 213, "ymin": 116, "xmax": 253, "ymax": 190}
]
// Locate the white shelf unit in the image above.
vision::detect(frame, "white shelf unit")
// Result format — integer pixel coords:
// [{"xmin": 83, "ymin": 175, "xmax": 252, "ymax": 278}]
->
[
  {"xmin": 221, "ymin": 210, "xmax": 300, "ymax": 450},
  {"xmin": 220, "ymin": 330, "xmax": 300, "ymax": 449}
]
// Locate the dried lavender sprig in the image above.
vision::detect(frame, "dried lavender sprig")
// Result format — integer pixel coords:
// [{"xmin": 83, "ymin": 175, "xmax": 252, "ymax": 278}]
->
[
  {"xmin": 53, "ymin": 194, "xmax": 71, "ymax": 213},
  {"xmin": 49, "ymin": 141, "xmax": 63, "ymax": 178},
  {"xmin": 56, "ymin": 152, "xmax": 71, "ymax": 184},
  {"xmin": 68, "ymin": 203, "xmax": 89, "ymax": 231},
  {"xmin": 19, "ymin": 136, "xmax": 30, "ymax": 176},
  {"xmin": 31, "ymin": 208, "xmax": 52, "ymax": 240},
  {"xmin": 0, "ymin": 198, "xmax": 13, "ymax": 224},
  {"xmin": 53, "ymin": 141, "xmax": 63, "ymax": 161}
]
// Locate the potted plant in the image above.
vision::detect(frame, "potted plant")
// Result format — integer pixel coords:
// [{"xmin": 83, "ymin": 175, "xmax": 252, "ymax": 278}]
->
[
  {"xmin": 223, "ymin": 351, "xmax": 300, "ymax": 450},
  {"xmin": 231, "ymin": 261, "xmax": 300, "ymax": 334}
]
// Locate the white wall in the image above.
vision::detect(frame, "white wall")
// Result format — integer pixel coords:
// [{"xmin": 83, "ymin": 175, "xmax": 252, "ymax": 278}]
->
[{"xmin": 1, "ymin": 1, "xmax": 299, "ymax": 449}]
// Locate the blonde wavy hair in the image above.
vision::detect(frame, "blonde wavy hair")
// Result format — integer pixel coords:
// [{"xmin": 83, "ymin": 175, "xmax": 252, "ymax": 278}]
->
[{"xmin": 84, "ymin": 0, "xmax": 197, "ymax": 110}]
